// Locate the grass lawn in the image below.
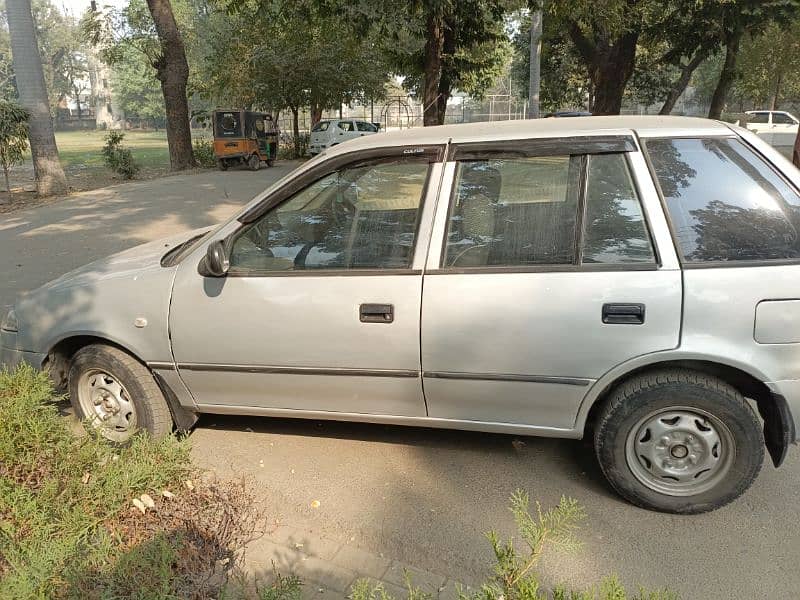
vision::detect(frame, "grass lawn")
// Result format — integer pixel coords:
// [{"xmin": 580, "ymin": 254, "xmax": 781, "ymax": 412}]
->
[{"xmin": 55, "ymin": 130, "xmax": 174, "ymax": 173}]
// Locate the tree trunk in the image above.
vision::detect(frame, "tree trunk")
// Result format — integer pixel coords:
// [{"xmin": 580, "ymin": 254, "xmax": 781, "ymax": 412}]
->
[
  {"xmin": 527, "ymin": 6, "xmax": 543, "ymax": 119},
  {"xmin": 422, "ymin": 7, "xmax": 444, "ymax": 126},
  {"xmin": 768, "ymin": 71, "xmax": 782, "ymax": 111},
  {"xmin": 291, "ymin": 106, "xmax": 300, "ymax": 158},
  {"xmin": 659, "ymin": 52, "xmax": 706, "ymax": 115},
  {"xmin": 2, "ymin": 160, "xmax": 10, "ymax": 198},
  {"xmin": 6, "ymin": 0, "xmax": 68, "ymax": 197},
  {"xmin": 310, "ymin": 101, "xmax": 323, "ymax": 126},
  {"xmin": 568, "ymin": 22, "xmax": 638, "ymax": 116},
  {"xmin": 146, "ymin": 0, "xmax": 195, "ymax": 170},
  {"xmin": 708, "ymin": 30, "xmax": 742, "ymax": 120}
]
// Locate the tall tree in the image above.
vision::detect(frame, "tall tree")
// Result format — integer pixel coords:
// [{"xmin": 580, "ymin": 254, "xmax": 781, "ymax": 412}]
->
[
  {"xmin": 527, "ymin": 3, "xmax": 542, "ymax": 118},
  {"xmin": 85, "ymin": 0, "xmax": 195, "ymax": 169},
  {"xmin": 5, "ymin": 0, "xmax": 67, "ymax": 196},
  {"xmin": 145, "ymin": 0, "xmax": 194, "ymax": 169}
]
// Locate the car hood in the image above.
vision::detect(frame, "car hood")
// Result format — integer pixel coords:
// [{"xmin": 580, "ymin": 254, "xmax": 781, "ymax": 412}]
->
[{"xmin": 33, "ymin": 227, "xmax": 209, "ymax": 294}]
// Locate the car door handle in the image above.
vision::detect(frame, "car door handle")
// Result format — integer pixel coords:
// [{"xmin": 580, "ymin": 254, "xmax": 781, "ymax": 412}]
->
[
  {"xmin": 602, "ymin": 303, "xmax": 645, "ymax": 325},
  {"xmin": 360, "ymin": 303, "xmax": 394, "ymax": 323}
]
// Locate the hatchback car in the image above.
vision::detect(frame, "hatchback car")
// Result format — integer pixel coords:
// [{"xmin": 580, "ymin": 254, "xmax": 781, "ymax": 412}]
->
[
  {"xmin": 3, "ymin": 116, "xmax": 800, "ymax": 514},
  {"xmin": 309, "ymin": 119, "xmax": 379, "ymax": 155}
]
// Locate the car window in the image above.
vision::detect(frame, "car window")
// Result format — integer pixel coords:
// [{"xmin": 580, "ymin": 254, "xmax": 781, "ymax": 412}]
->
[
  {"xmin": 582, "ymin": 154, "xmax": 655, "ymax": 264},
  {"xmin": 311, "ymin": 121, "xmax": 331, "ymax": 132},
  {"xmin": 748, "ymin": 112, "xmax": 770, "ymax": 124},
  {"xmin": 356, "ymin": 121, "xmax": 378, "ymax": 132},
  {"xmin": 338, "ymin": 121, "xmax": 354, "ymax": 132},
  {"xmin": 773, "ymin": 113, "xmax": 797, "ymax": 125},
  {"xmin": 229, "ymin": 160, "xmax": 430, "ymax": 272},
  {"xmin": 646, "ymin": 137, "xmax": 800, "ymax": 262},
  {"xmin": 443, "ymin": 156, "xmax": 581, "ymax": 267}
]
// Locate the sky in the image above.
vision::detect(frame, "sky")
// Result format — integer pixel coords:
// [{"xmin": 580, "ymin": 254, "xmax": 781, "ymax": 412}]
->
[{"xmin": 60, "ymin": 0, "xmax": 124, "ymax": 16}]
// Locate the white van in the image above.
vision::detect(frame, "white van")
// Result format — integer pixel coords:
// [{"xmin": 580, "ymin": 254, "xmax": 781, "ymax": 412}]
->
[{"xmin": 309, "ymin": 119, "xmax": 379, "ymax": 155}]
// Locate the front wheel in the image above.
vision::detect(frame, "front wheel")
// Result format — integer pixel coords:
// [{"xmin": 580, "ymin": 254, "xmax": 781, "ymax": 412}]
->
[
  {"xmin": 69, "ymin": 344, "xmax": 173, "ymax": 443},
  {"xmin": 248, "ymin": 154, "xmax": 261, "ymax": 171},
  {"xmin": 594, "ymin": 369, "xmax": 764, "ymax": 514}
]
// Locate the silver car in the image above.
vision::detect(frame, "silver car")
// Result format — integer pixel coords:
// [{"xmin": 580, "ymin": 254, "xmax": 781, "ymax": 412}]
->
[{"xmin": 3, "ymin": 116, "xmax": 799, "ymax": 514}]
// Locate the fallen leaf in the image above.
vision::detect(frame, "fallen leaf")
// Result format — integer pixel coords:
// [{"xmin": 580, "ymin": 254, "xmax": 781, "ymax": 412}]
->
[
  {"xmin": 162, "ymin": 490, "xmax": 175, "ymax": 499},
  {"xmin": 184, "ymin": 480, "xmax": 195, "ymax": 490},
  {"xmin": 132, "ymin": 498, "xmax": 146, "ymax": 514},
  {"xmin": 140, "ymin": 493, "xmax": 155, "ymax": 509},
  {"xmin": 511, "ymin": 439, "xmax": 526, "ymax": 451},
  {"xmin": 310, "ymin": 500, "xmax": 321, "ymax": 509},
  {"xmin": 81, "ymin": 472, "xmax": 90, "ymax": 484}
]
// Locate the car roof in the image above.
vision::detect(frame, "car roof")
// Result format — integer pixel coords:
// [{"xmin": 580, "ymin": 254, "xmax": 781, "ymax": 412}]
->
[{"xmin": 323, "ymin": 115, "xmax": 732, "ymax": 158}]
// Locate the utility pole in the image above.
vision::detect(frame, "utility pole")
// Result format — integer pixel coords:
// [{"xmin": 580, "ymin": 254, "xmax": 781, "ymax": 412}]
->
[{"xmin": 527, "ymin": 3, "xmax": 543, "ymax": 119}]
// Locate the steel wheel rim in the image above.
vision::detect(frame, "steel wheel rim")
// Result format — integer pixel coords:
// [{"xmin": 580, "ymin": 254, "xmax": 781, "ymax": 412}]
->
[
  {"xmin": 625, "ymin": 406, "xmax": 735, "ymax": 497},
  {"xmin": 77, "ymin": 369, "xmax": 137, "ymax": 442}
]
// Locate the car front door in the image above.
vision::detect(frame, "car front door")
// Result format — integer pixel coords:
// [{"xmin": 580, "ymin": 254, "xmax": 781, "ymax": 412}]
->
[
  {"xmin": 420, "ymin": 137, "xmax": 682, "ymax": 431},
  {"xmin": 336, "ymin": 120, "xmax": 357, "ymax": 144},
  {"xmin": 747, "ymin": 112, "xmax": 772, "ymax": 143},
  {"xmin": 168, "ymin": 146, "xmax": 443, "ymax": 416}
]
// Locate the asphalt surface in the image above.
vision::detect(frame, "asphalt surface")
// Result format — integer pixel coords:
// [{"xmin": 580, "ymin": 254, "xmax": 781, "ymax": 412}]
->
[{"xmin": 2, "ymin": 164, "xmax": 799, "ymax": 598}]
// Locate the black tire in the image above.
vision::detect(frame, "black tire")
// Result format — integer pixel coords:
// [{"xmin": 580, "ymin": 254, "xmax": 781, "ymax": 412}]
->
[
  {"xmin": 266, "ymin": 158, "xmax": 275, "ymax": 167},
  {"xmin": 248, "ymin": 154, "xmax": 260, "ymax": 171},
  {"xmin": 217, "ymin": 159, "xmax": 228, "ymax": 171},
  {"xmin": 68, "ymin": 344, "xmax": 173, "ymax": 443},
  {"xmin": 594, "ymin": 369, "xmax": 764, "ymax": 514}
]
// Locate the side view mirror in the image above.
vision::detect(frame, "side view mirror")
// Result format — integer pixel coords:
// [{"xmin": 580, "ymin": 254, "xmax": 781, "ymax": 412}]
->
[{"xmin": 199, "ymin": 240, "xmax": 229, "ymax": 277}]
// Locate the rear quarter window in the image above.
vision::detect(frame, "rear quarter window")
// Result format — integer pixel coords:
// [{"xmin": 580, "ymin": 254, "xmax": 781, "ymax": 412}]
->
[
  {"xmin": 646, "ymin": 137, "xmax": 800, "ymax": 263},
  {"xmin": 311, "ymin": 121, "xmax": 331, "ymax": 132}
]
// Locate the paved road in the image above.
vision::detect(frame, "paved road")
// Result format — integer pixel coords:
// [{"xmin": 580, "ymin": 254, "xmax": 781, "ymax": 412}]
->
[{"xmin": 2, "ymin": 167, "xmax": 799, "ymax": 599}]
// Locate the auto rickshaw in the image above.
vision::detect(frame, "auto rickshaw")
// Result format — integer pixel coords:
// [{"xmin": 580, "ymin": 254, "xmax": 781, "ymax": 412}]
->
[{"xmin": 213, "ymin": 109, "xmax": 279, "ymax": 171}]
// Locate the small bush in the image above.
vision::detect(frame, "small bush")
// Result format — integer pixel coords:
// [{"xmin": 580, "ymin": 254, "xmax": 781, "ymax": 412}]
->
[
  {"xmin": 101, "ymin": 131, "xmax": 140, "ymax": 179},
  {"xmin": 193, "ymin": 137, "xmax": 216, "ymax": 168}
]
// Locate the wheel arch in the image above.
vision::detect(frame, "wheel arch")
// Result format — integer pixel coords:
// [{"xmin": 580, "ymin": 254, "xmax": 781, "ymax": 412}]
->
[
  {"xmin": 47, "ymin": 332, "xmax": 197, "ymax": 432},
  {"xmin": 46, "ymin": 333, "xmax": 144, "ymax": 391},
  {"xmin": 578, "ymin": 355, "xmax": 793, "ymax": 467}
]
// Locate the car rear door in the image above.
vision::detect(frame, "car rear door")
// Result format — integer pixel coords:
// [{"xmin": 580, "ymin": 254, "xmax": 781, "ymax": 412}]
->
[
  {"xmin": 169, "ymin": 145, "xmax": 444, "ymax": 416},
  {"xmin": 419, "ymin": 136, "xmax": 682, "ymax": 431},
  {"xmin": 770, "ymin": 112, "xmax": 798, "ymax": 148}
]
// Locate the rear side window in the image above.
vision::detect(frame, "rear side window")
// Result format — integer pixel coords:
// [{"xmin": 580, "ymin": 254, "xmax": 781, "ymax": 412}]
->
[
  {"xmin": 748, "ymin": 113, "xmax": 770, "ymax": 124},
  {"xmin": 311, "ymin": 121, "xmax": 331, "ymax": 132},
  {"xmin": 583, "ymin": 154, "xmax": 654, "ymax": 264},
  {"xmin": 443, "ymin": 156, "xmax": 582, "ymax": 267},
  {"xmin": 646, "ymin": 137, "xmax": 800, "ymax": 262},
  {"xmin": 773, "ymin": 113, "xmax": 797, "ymax": 125},
  {"xmin": 356, "ymin": 121, "xmax": 378, "ymax": 132}
]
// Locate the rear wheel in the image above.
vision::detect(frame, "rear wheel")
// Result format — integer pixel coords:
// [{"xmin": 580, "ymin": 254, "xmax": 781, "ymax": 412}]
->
[
  {"xmin": 248, "ymin": 154, "xmax": 260, "ymax": 171},
  {"xmin": 594, "ymin": 369, "xmax": 764, "ymax": 513},
  {"xmin": 69, "ymin": 344, "xmax": 173, "ymax": 443},
  {"xmin": 217, "ymin": 159, "xmax": 228, "ymax": 171}
]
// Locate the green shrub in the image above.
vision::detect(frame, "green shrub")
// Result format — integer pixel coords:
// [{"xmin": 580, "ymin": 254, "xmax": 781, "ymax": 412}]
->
[
  {"xmin": 193, "ymin": 137, "xmax": 216, "ymax": 168},
  {"xmin": 351, "ymin": 491, "xmax": 678, "ymax": 600},
  {"xmin": 101, "ymin": 131, "xmax": 140, "ymax": 179},
  {"xmin": 0, "ymin": 365, "xmax": 256, "ymax": 599}
]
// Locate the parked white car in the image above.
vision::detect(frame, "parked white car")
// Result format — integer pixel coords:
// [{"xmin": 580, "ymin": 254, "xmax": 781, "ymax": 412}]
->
[
  {"xmin": 309, "ymin": 119, "xmax": 379, "ymax": 155},
  {"xmin": 741, "ymin": 110, "xmax": 799, "ymax": 146}
]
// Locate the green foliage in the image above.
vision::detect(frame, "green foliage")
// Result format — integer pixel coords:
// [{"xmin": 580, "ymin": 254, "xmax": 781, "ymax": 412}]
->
[
  {"xmin": 349, "ymin": 490, "xmax": 675, "ymax": 600},
  {"xmin": 193, "ymin": 137, "xmax": 216, "ymax": 168},
  {"xmin": 112, "ymin": 49, "xmax": 167, "ymax": 125},
  {"xmin": 0, "ymin": 364, "xmax": 191, "ymax": 598},
  {"xmin": 0, "ymin": 100, "xmax": 30, "ymax": 192},
  {"xmin": 257, "ymin": 570, "xmax": 304, "ymax": 600},
  {"xmin": 101, "ymin": 130, "xmax": 140, "ymax": 179}
]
